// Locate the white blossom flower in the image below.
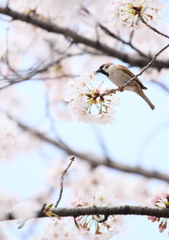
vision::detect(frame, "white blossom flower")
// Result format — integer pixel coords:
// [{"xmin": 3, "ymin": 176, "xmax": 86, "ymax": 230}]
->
[
  {"xmin": 71, "ymin": 190, "xmax": 88, "ymax": 207},
  {"xmin": 71, "ymin": 186, "xmax": 124, "ymax": 239},
  {"xmin": 106, "ymin": 215, "xmax": 124, "ymax": 234},
  {"xmin": 106, "ymin": 0, "xmax": 164, "ymax": 31},
  {"xmin": 95, "ymin": 185, "xmax": 114, "ymax": 205},
  {"xmin": 65, "ymin": 72, "xmax": 120, "ymax": 125},
  {"xmin": 147, "ymin": 186, "xmax": 169, "ymax": 234}
]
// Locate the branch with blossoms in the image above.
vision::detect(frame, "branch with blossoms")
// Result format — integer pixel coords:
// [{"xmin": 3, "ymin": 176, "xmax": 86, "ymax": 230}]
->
[
  {"xmin": 43, "ymin": 186, "xmax": 169, "ymax": 235},
  {"xmin": 64, "ymin": 42, "xmax": 169, "ymax": 125},
  {"xmin": 0, "ymin": 6, "xmax": 169, "ymax": 69},
  {"xmin": 2, "ymin": 186, "xmax": 169, "ymax": 236}
]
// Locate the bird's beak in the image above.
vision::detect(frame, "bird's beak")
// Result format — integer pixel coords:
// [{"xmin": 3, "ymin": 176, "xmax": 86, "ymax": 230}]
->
[{"xmin": 94, "ymin": 69, "xmax": 101, "ymax": 75}]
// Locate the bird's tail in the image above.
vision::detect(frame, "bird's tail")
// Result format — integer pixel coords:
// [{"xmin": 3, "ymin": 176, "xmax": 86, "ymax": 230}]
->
[{"xmin": 138, "ymin": 90, "xmax": 155, "ymax": 110}]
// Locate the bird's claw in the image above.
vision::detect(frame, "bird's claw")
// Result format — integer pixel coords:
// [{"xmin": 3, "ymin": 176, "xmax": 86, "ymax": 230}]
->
[{"xmin": 118, "ymin": 85, "xmax": 124, "ymax": 92}]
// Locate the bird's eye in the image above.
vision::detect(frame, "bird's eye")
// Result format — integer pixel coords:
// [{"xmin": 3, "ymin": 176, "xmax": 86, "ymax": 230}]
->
[{"xmin": 105, "ymin": 65, "xmax": 109, "ymax": 69}]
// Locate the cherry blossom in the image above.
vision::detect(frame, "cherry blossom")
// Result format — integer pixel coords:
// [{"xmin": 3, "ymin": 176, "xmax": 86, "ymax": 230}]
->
[
  {"xmin": 65, "ymin": 72, "xmax": 120, "ymax": 125},
  {"xmin": 71, "ymin": 186, "xmax": 124, "ymax": 239},
  {"xmin": 106, "ymin": 0, "xmax": 164, "ymax": 31},
  {"xmin": 71, "ymin": 190, "xmax": 88, "ymax": 207},
  {"xmin": 147, "ymin": 186, "xmax": 169, "ymax": 234}
]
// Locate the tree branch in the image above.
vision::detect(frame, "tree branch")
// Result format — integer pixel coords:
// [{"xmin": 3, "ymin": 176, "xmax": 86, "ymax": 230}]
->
[
  {"xmin": 55, "ymin": 157, "xmax": 75, "ymax": 208},
  {"xmin": 8, "ymin": 116, "xmax": 169, "ymax": 182},
  {"xmin": 99, "ymin": 24, "xmax": 147, "ymax": 58},
  {"xmin": 45, "ymin": 205, "xmax": 169, "ymax": 218},
  {"xmin": 139, "ymin": 14, "xmax": 169, "ymax": 39},
  {"xmin": 100, "ymin": 43, "xmax": 169, "ymax": 96},
  {"xmin": 79, "ymin": 7, "xmax": 147, "ymax": 57},
  {"xmin": 0, "ymin": 7, "xmax": 169, "ymax": 69},
  {"xmin": 1, "ymin": 206, "xmax": 169, "ymax": 221}
]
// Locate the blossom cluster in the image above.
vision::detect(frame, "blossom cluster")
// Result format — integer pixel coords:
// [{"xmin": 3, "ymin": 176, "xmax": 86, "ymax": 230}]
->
[
  {"xmin": 106, "ymin": 0, "xmax": 164, "ymax": 31},
  {"xmin": 65, "ymin": 72, "xmax": 120, "ymax": 125},
  {"xmin": 71, "ymin": 186, "xmax": 124, "ymax": 239},
  {"xmin": 147, "ymin": 186, "xmax": 169, "ymax": 235},
  {"xmin": 31, "ymin": 185, "xmax": 124, "ymax": 240}
]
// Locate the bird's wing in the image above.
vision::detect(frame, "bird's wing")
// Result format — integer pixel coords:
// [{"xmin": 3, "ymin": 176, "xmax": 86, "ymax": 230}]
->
[{"xmin": 118, "ymin": 65, "xmax": 147, "ymax": 90}]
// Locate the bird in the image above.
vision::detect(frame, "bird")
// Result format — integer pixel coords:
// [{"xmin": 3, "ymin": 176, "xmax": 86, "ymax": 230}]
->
[{"xmin": 95, "ymin": 63, "xmax": 155, "ymax": 110}]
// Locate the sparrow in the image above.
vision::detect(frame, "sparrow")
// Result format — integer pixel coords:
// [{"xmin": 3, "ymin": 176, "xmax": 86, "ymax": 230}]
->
[{"xmin": 95, "ymin": 63, "xmax": 155, "ymax": 110}]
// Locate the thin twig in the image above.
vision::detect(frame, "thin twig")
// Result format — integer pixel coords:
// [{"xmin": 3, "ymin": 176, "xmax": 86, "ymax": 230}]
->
[
  {"xmin": 99, "ymin": 24, "xmax": 147, "ymax": 57},
  {"xmin": 6, "ymin": 0, "xmax": 9, "ymax": 7},
  {"xmin": 101, "ymin": 43, "xmax": 169, "ymax": 96},
  {"xmin": 124, "ymin": 43, "xmax": 169, "ymax": 86},
  {"xmin": 80, "ymin": 7, "xmax": 147, "ymax": 58},
  {"xmin": 5, "ymin": 28, "xmax": 19, "ymax": 74},
  {"xmin": 0, "ymin": 49, "xmax": 103, "ymax": 90},
  {"xmin": 139, "ymin": 14, "xmax": 169, "ymax": 39},
  {"xmin": 0, "ymin": 74, "xmax": 75, "ymax": 90},
  {"xmin": 55, "ymin": 157, "xmax": 75, "ymax": 208}
]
